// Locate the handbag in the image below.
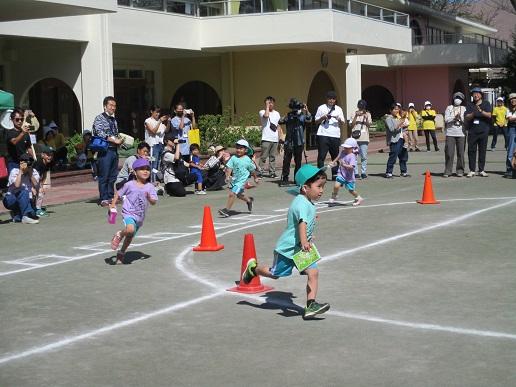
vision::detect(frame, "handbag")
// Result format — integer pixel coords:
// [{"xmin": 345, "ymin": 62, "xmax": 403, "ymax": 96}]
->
[
  {"xmin": 188, "ymin": 128, "xmax": 201, "ymax": 146},
  {"xmin": 89, "ymin": 136, "xmax": 109, "ymax": 152}
]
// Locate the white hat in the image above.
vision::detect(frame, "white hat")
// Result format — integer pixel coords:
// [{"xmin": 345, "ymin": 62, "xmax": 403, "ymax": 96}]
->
[
  {"xmin": 342, "ymin": 138, "xmax": 358, "ymax": 148},
  {"xmin": 496, "ymin": 96, "xmax": 504, "ymax": 101},
  {"xmin": 424, "ymin": 101, "xmax": 432, "ymax": 107},
  {"xmin": 235, "ymin": 139, "xmax": 249, "ymax": 148},
  {"xmin": 395, "ymin": 102, "xmax": 402, "ymax": 107},
  {"xmin": 408, "ymin": 102, "xmax": 415, "ymax": 108}
]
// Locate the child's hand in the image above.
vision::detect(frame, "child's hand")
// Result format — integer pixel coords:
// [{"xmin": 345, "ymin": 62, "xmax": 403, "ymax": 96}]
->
[
  {"xmin": 254, "ymin": 176, "xmax": 261, "ymax": 184},
  {"xmin": 109, "ymin": 202, "xmax": 116, "ymax": 209},
  {"xmin": 301, "ymin": 241, "xmax": 312, "ymax": 252}
]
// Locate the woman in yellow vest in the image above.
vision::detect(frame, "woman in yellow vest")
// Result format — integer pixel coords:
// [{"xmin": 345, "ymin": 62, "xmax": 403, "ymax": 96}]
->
[
  {"xmin": 491, "ymin": 96, "xmax": 508, "ymax": 151},
  {"xmin": 407, "ymin": 102, "xmax": 420, "ymax": 151},
  {"xmin": 420, "ymin": 101, "xmax": 439, "ymax": 152}
]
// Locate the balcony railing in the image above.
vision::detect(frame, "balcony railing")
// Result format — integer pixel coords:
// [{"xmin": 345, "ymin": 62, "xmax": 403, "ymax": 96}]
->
[
  {"xmin": 117, "ymin": 0, "xmax": 409, "ymax": 26},
  {"xmin": 413, "ymin": 33, "xmax": 508, "ymax": 50}
]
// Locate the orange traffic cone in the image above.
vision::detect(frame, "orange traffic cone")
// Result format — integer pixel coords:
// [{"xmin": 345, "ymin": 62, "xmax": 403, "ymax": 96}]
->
[
  {"xmin": 227, "ymin": 233, "xmax": 273, "ymax": 294},
  {"xmin": 193, "ymin": 206, "xmax": 224, "ymax": 251},
  {"xmin": 417, "ymin": 170, "xmax": 440, "ymax": 205}
]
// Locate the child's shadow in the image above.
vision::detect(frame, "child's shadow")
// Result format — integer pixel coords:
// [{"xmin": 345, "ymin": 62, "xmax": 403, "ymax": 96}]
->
[
  {"xmin": 104, "ymin": 251, "xmax": 151, "ymax": 265},
  {"xmin": 237, "ymin": 291, "xmax": 305, "ymax": 318}
]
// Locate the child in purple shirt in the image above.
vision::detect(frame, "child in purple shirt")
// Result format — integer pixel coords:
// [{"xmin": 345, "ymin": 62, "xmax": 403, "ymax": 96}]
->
[
  {"xmin": 329, "ymin": 138, "xmax": 364, "ymax": 206},
  {"xmin": 109, "ymin": 158, "xmax": 158, "ymax": 263}
]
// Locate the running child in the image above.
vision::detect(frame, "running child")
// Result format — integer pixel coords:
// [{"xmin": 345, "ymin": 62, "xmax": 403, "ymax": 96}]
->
[
  {"xmin": 242, "ymin": 164, "xmax": 330, "ymax": 319},
  {"xmin": 218, "ymin": 139, "xmax": 259, "ymax": 218},
  {"xmin": 329, "ymin": 137, "xmax": 364, "ymax": 206},
  {"xmin": 189, "ymin": 143, "xmax": 205, "ymax": 195},
  {"xmin": 110, "ymin": 158, "xmax": 158, "ymax": 264}
]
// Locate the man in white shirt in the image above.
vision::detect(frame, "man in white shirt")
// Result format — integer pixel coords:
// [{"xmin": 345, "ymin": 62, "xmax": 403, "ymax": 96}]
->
[
  {"xmin": 314, "ymin": 91, "xmax": 345, "ymax": 179},
  {"xmin": 258, "ymin": 96, "xmax": 282, "ymax": 178}
]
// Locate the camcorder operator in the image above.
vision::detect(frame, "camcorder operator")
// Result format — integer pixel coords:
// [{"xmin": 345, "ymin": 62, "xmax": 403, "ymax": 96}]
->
[{"xmin": 278, "ymin": 98, "xmax": 312, "ymax": 186}]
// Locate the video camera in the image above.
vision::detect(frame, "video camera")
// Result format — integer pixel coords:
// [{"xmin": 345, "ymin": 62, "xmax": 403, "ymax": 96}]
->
[{"xmin": 288, "ymin": 98, "xmax": 304, "ymax": 111}]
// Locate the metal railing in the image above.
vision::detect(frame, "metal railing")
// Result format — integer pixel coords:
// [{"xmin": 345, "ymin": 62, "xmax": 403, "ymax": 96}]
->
[
  {"xmin": 413, "ymin": 33, "xmax": 508, "ymax": 49},
  {"xmin": 118, "ymin": 0, "xmax": 409, "ymax": 26}
]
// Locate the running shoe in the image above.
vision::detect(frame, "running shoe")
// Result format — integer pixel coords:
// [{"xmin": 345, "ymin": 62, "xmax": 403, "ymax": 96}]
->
[
  {"xmin": 303, "ymin": 301, "xmax": 330, "ymax": 319},
  {"xmin": 36, "ymin": 208, "xmax": 49, "ymax": 217},
  {"xmin": 218, "ymin": 208, "xmax": 230, "ymax": 218},
  {"xmin": 466, "ymin": 172, "xmax": 475, "ymax": 178},
  {"xmin": 247, "ymin": 197, "xmax": 254, "ymax": 213},
  {"xmin": 352, "ymin": 196, "xmax": 364, "ymax": 206},
  {"xmin": 242, "ymin": 258, "xmax": 257, "ymax": 284},
  {"xmin": 478, "ymin": 171, "xmax": 488, "ymax": 177},
  {"xmin": 385, "ymin": 173, "xmax": 393, "ymax": 179},
  {"xmin": 111, "ymin": 231, "xmax": 122, "ymax": 250}
]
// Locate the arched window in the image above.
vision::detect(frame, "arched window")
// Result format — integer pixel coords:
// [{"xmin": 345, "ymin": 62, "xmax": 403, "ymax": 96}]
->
[
  {"xmin": 171, "ymin": 81, "xmax": 222, "ymax": 117},
  {"xmin": 361, "ymin": 85, "xmax": 395, "ymax": 119}
]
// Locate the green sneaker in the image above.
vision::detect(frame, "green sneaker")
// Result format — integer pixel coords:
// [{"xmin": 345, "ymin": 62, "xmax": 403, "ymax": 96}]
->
[
  {"xmin": 242, "ymin": 258, "xmax": 257, "ymax": 284},
  {"xmin": 36, "ymin": 209, "xmax": 49, "ymax": 217},
  {"xmin": 303, "ymin": 301, "xmax": 330, "ymax": 319}
]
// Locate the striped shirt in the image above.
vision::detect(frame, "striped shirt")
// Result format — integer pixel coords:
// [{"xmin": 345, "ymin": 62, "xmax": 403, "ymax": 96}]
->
[{"xmin": 93, "ymin": 112, "xmax": 119, "ymax": 140}]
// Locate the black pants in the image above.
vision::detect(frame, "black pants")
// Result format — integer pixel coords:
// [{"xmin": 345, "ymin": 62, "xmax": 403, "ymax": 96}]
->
[
  {"xmin": 317, "ymin": 135, "xmax": 340, "ymax": 178},
  {"xmin": 165, "ymin": 182, "xmax": 186, "ymax": 197},
  {"xmin": 491, "ymin": 125, "xmax": 508, "ymax": 149},
  {"xmin": 468, "ymin": 131, "xmax": 488, "ymax": 172},
  {"xmin": 282, "ymin": 144, "xmax": 303, "ymax": 181},
  {"xmin": 424, "ymin": 130, "xmax": 438, "ymax": 151}
]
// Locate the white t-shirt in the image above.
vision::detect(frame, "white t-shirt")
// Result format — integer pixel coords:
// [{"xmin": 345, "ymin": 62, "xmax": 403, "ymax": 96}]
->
[
  {"xmin": 144, "ymin": 117, "xmax": 166, "ymax": 146},
  {"xmin": 259, "ymin": 109, "xmax": 281, "ymax": 142},
  {"xmin": 315, "ymin": 104, "xmax": 344, "ymax": 138},
  {"xmin": 507, "ymin": 109, "xmax": 516, "ymax": 125}
]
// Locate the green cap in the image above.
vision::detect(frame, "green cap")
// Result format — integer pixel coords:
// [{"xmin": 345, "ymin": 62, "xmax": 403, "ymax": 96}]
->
[
  {"xmin": 39, "ymin": 145, "xmax": 55, "ymax": 154},
  {"xmin": 295, "ymin": 164, "xmax": 326, "ymax": 186}
]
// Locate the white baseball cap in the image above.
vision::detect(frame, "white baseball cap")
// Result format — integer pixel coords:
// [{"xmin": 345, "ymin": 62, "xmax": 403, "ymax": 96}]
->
[
  {"xmin": 496, "ymin": 96, "xmax": 504, "ymax": 101},
  {"xmin": 342, "ymin": 138, "xmax": 358, "ymax": 148},
  {"xmin": 424, "ymin": 101, "xmax": 432, "ymax": 107},
  {"xmin": 408, "ymin": 102, "xmax": 415, "ymax": 108},
  {"xmin": 235, "ymin": 139, "xmax": 249, "ymax": 148}
]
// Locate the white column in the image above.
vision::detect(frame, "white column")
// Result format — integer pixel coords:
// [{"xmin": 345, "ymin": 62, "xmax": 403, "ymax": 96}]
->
[
  {"xmin": 77, "ymin": 14, "xmax": 114, "ymax": 132},
  {"xmin": 345, "ymin": 55, "xmax": 362, "ymax": 121}
]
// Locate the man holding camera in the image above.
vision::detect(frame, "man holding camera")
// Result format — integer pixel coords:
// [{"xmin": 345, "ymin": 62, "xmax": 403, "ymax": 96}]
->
[
  {"xmin": 315, "ymin": 91, "xmax": 345, "ymax": 180},
  {"xmin": 170, "ymin": 103, "xmax": 196, "ymax": 162},
  {"xmin": 465, "ymin": 87, "xmax": 492, "ymax": 177},
  {"xmin": 5, "ymin": 108, "xmax": 33, "ymax": 173},
  {"xmin": 258, "ymin": 96, "xmax": 282, "ymax": 178},
  {"xmin": 279, "ymin": 98, "xmax": 312, "ymax": 185},
  {"xmin": 2, "ymin": 153, "xmax": 40, "ymax": 224}
]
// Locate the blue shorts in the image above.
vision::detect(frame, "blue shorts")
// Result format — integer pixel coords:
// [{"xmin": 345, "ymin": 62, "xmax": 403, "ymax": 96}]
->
[
  {"xmin": 123, "ymin": 217, "xmax": 140, "ymax": 235},
  {"xmin": 230, "ymin": 184, "xmax": 245, "ymax": 195},
  {"xmin": 270, "ymin": 251, "xmax": 318, "ymax": 277},
  {"xmin": 335, "ymin": 176, "xmax": 355, "ymax": 192},
  {"xmin": 191, "ymin": 168, "xmax": 203, "ymax": 184}
]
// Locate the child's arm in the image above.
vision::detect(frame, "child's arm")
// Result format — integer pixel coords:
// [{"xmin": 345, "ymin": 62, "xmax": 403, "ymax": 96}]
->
[
  {"xmin": 329, "ymin": 150, "xmax": 344, "ymax": 167},
  {"xmin": 146, "ymin": 191, "xmax": 157, "ymax": 205},
  {"xmin": 110, "ymin": 190, "xmax": 119, "ymax": 209},
  {"xmin": 225, "ymin": 167, "xmax": 233, "ymax": 183},
  {"xmin": 298, "ymin": 221, "xmax": 311, "ymax": 251}
]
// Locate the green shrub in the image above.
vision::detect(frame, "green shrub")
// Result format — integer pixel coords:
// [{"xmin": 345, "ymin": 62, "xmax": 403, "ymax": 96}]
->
[
  {"xmin": 371, "ymin": 118, "xmax": 386, "ymax": 132},
  {"xmin": 65, "ymin": 133, "xmax": 83, "ymax": 161}
]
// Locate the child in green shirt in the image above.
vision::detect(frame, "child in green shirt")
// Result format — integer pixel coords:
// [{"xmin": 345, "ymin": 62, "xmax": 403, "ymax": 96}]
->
[{"xmin": 242, "ymin": 164, "xmax": 330, "ymax": 319}]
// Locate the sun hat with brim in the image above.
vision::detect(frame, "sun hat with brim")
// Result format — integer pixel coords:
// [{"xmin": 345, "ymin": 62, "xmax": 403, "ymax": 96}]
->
[
  {"xmin": 235, "ymin": 139, "xmax": 249, "ymax": 148},
  {"xmin": 509, "ymin": 93, "xmax": 516, "ymax": 101},
  {"xmin": 453, "ymin": 92, "xmax": 465, "ymax": 100},
  {"xmin": 295, "ymin": 164, "xmax": 327, "ymax": 187},
  {"xmin": 132, "ymin": 158, "xmax": 151, "ymax": 170},
  {"xmin": 341, "ymin": 138, "xmax": 358, "ymax": 148},
  {"xmin": 214, "ymin": 145, "xmax": 226, "ymax": 153}
]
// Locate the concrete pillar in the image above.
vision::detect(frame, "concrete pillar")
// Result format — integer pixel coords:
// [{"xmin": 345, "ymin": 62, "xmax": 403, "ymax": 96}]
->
[
  {"xmin": 78, "ymin": 14, "xmax": 114, "ymax": 131},
  {"xmin": 345, "ymin": 54, "xmax": 362, "ymax": 120}
]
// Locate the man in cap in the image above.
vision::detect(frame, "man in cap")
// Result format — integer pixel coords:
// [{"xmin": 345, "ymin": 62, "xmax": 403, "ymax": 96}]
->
[
  {"xmin": 491, "ymin": 96, "xmax": 508, "ymax": 151},
  {"xmin": 314, "ymin": 91, "xmax": 345, "ymax": 180},
  {"xmin": 465, "ymin": 87, "xmax": 492, "ymax": 177}
]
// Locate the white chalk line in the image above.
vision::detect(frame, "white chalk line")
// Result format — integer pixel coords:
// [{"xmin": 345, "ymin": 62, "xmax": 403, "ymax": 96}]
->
[{"xmin": 1, "ymin": 197, "xmax": 515, "ymax": 365}]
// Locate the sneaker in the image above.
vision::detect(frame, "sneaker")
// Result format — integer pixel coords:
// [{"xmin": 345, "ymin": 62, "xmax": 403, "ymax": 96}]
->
[
  {"xmin": 456, "ymin": 173, "xmax": 464, "ymax": 177},
  {"xmin": 200, "ymin": 190, "xmax": 207, "ymax": 195},
  {"xmin": 354, "ymin": 174, "xmax": 360, "ymax": 179},
  {"xmin": 116, "ymin": 251, "xmax": 125, "ymax": 264},
  {"xmin": 443, "ymin": 174, "xmax": 449, "ymax": 178},
  {"xmin": 242, "ymin": 258, "xmax": 257, "ymax": 284},
  {"xmin": 21, "ymin": 216, "xmax": 39, "ymax": 224},
  {"xmin": 269, "ymin": 173, "xmax": 277, "ymax": 178},
  {"xmin": 36, "ymin": 208, "xmax": 49, "ymax": 217},
  {"xmin": 385, "ymin": 173, "xmax": 393, "ymax": 179},
  {"xmin": 247, "ymin": 197, "xmax": 254, "ymax": 213},
  {"xmin": 466, "ymin": 172, "xmax": 475, "ymax": 178},
  {"xmin": 435, "ymin": 147, "xmax": 440, "ymax": 152},
  {"xmin": 490, "ymin": 148, "xmax": 495, "ymax": 151},
  {"xmin": 401, "ymin": 173, "xmax": 410, "ymax": 177},
  {"xmin": 361, "ymin": 174, "xmax": 368, "ymax": 179},
  {"xmin": 415, "ymin": 147, "xmax": 421, "ymax": 152},
  {"xmin": 478, "ymin": 171, "xmax": 488, "ymax": 177},
  {"xmin": 100, "ymin": 200, "xmax": 110, "ymax": 207},
  {"xmin": 111, "ymin": 231, "xmax": 122, "ymax": 250},
  {"xmin": 303, "ymin": 301, "xmax": 330, "ymax": 319},
  {"xmin": 352, "ymin": 196, "xmax": 364, "ymax": 206},
  {"xmin": 27, "ymin": 212, "xmax": 40, "ymax": 220},
  {"xmin": 409, "ymin": 148, "xmax": 414, "ymax": 152},
  {"xmin": 218, "ymin": 208, "xmax": 230, "ymax": 218}
]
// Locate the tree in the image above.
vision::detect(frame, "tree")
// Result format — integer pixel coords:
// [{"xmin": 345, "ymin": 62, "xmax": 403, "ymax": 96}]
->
[{"xmin": 502, "ymin": 29, "xmax": 516, "ymax": 91}]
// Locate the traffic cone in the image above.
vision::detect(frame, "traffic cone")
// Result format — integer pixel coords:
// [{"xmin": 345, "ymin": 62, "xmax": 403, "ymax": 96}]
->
[
  {"xmin": 227, "ymin": 233, "xmax": 273, "ymax": 294},
  {"xmin": 417, "ymin": 170, "xmax": 440, "ymax": 205},
  {"xmin": 193, "ymin": 206, "xmax": 224, "ymax": 251}
]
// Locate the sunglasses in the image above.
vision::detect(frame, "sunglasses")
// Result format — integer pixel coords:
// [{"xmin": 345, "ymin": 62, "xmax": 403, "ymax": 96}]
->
[{"xmin": 13, "ymin": 118, "xmax": 23, "ymax": 122}]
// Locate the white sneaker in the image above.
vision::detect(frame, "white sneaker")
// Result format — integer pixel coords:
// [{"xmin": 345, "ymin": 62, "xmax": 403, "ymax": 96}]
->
[
  {"xmin": 466, "ymin": 172, "xmax": 475, "ymax": 178},
  {"xmin": 198, "ymin": 190, "xmax": 207, "ymax": 195},
  {"xmin": 352, "ymin": 197, "xmax": 364, "ymax": 206},
  {"xmin": 22, "ymin": 216, "xmax": 39, "ymax": 224},
  {"xmin": 478, "ymin": 171, "xmax": 488, "ymax": 177}
]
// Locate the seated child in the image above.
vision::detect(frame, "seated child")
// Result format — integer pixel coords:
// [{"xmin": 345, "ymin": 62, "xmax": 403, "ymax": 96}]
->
[
  {"xmin": 329, "ymin": 138, "xmax": 364, "ymax": 206},
  {"xmin": 189, "ymin": 143, "xmax": 205, "ymax": 195}
]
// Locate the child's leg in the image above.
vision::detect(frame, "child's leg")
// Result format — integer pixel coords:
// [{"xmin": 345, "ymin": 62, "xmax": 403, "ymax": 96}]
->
[
  {"xmin": 255, "ymin": 264, "xmax": 276, "ymax": 278},
  {"xmin": 224, "ymin": 191, "xmax": 237, "ymax": 210},
  {"xmin": 331, "ymin": 182, "xmax": 341, "ymax": 199},
  {"xmin": 305, "ymin": 268, "xmax": 319, "ymax": 301},
  {"xmin": 348, "ymin": 189, "xmax": 358, "ymax": 199},
  {"xmin": 119, "ymin": 223, "xmax": 135, "ymax": 253},
  {"xmin": 237, "ymin": 192, "xmax": 252, "ymax": 204}
]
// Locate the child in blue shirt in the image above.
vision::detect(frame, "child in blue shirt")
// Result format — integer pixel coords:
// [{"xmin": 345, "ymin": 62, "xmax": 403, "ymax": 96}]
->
[
  {"xmin": 218, "ymin": 139, "xmax": 259, "ymax": 218},
  {"xmin": 242, "ymin": 164, "xmax": 330, "ymax": 319},
  {"xmin": 329, "ymin": 138, "xmax": 364, "ymax": 206},
  {"xmin": 189, "ymin": 143, "xmax": 205, "ymax": 195}
]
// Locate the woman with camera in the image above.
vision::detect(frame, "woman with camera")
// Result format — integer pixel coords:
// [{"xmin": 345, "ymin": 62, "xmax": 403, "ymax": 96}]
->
[
  {"xmin": 144, "ymin": 105, "xmax": 169, "ymax": 183},
  {"xmin": 350, "ymin": 99, "xmax": 372, "ymax": 179},
  {"xmin": 443, "ymin": 92, "xmax": 466, "ymax": 177},
  {"xmin": 160, "ymin": 133, "xmax": 196, "ymax": 197}
]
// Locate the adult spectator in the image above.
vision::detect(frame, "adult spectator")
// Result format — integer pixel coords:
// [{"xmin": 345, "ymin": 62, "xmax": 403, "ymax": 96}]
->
[
  {"xmin": 5, "ymin": 107, "xmax": 32, "ymax": 172},
  {"xmin": 407, "ymin": 102, "xmax": 420, "ymax": 151},
  {"xmin": 161, "ymin": 133, "xmax": 191, "ymax": 197},
  {"xmin": 2, "ymin": 153, "xmax": 40, "ymax": 224},
  {"xmin": 258, "ymin": 96, "xmax": 282, "ymax": 178},
  {"xmin": 170, "ymin": 103, "xmax": 196, "ymax": 162},
  {"xmin": 314, "ymin": 91, "xmax": 345, "ymax": 180},
  {"xmin": 33, "ymin": 145, "xmax": 54, "ymax": 217},
  {"xmin": 350, "ymin": 99, "xmax": 372, "ymax": 179},
  {"xmin": 39, "ymin": 122, "xmax": 67, "ymax": 166},
  {"xmin": 385, "ymin": 103, "xmax": 409, "ymax": 178},
  {"xmin": 115, "ymin": 141, "xmax": 150, "ymax": 190},
  {"xmin": 93, "ymin": 96, "xmax": 124, "ymax": 207},
  {"xmin": 279, "ymin": 98, "xmax": 312, "ymax": 185},
  {"xmin": 505, "ymin": 93, "xmax": 516, "ymax": 178},
  {"xmin": 421, "ymin": 101, "xmax": 439, "ymax": 152},
  {"xmin": 443, "ymin": 92, "xmax": 466, "ymax": 177},
  {"xmin": 144, "ymin": 105, "xmax": 169, "ymax": 182},
  {"xmin": 465, "ymin": 87, "xmax": 492, "ymax": 177},
  {"xmin": 491, "ymin": 97, "xmax": 508, "ymax": 151},
  {"xmin": 74, "ymin": 130, "xmax": 97, "ymax": 178}
]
